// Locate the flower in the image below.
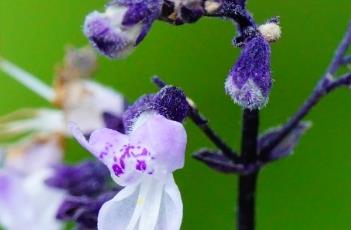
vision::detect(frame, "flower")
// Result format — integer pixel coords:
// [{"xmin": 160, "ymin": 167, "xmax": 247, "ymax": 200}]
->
[
  {"xmin": 84, "ymin": 0, "xmax": 162, "ymax": 59},
  {"xmin": 0, "ymin": 46, "xmax": 126, "ymax": 134},
  {"xmin": 225, "ymin": 35, "xmax": 272, "ymax": 110},
  {"xmin": 0, "ymin": 134, "xmax": 65, "ymax": 230},
  {"xmin": 70, "ymin": 113, "xmax": 187, "ymax": 230},
  {"xmin": 0, "ymin": 46, "xmax": 127, "ymax": 230}
]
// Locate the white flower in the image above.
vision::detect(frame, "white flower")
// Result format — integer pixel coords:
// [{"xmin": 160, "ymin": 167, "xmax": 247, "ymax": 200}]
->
[
  {"xmin": 71, "ymin": 114, "xmax": 187, "ymax": 230},
  {"xmin": 0, "ymin": 168, "xmax": 65, "ymax": 230}
]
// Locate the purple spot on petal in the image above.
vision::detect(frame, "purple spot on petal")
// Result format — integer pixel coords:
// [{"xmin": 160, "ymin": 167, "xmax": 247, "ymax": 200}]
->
[
  {"xmin": 112, "ymin": 164, "xmax": 124, "ymax": 177},
  {"xmin": 136, "ymin": 160, "xmax": 147, "ymax": 171}
]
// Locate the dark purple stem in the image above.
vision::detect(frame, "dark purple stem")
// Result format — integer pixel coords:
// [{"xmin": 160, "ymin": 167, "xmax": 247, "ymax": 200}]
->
[
  {"xmin": 260, "ymin": 23, "xmax": 351, "ymax": 160},
  {"xmin": 152, "ymin": 76, "xmax": 239, "ymax": 161},
  {"xmin": 204, "ymin": 0, "xmax": 257, "ymax": 47},
  {"xmin": 238, "ymin": 109, "xmax": 259, "ymax": 230}
]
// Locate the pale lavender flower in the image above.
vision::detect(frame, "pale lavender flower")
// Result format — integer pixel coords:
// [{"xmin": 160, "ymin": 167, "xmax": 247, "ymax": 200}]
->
[
  {"xmin": 70, "ymin": 113, "xmax": 187, "ymax": 230},
  {"xmin": 225, "ymin": 35, "xmax": 272, "ymax": 110},
  {"xmin": 0, "ymin": 134, "xmax": 65, "ymax": 230}
]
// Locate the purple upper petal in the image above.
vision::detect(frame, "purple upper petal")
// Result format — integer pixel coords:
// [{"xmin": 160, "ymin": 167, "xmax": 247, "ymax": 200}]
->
[{"xmin": 130, "ymin": 114, "xmax": 187, "ymax": 173}]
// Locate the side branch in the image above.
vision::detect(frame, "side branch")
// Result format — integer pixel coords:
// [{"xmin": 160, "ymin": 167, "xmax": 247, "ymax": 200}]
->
[
  {"xmin": 260, "ymin": 23, "xmax": 351, "ymax": 160},
  {"xmin": 152, "ymin": 76, "xmax": 239, "ymax": 161},
  {"xmin": 327, "ymin": 22, "xmax": 351, "ymax": 74}
]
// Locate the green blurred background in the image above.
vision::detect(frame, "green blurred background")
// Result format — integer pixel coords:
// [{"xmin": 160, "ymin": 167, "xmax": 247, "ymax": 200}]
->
[{"xmin": 0, "ymin": 0, "xmax": 351, "ymax": 229}]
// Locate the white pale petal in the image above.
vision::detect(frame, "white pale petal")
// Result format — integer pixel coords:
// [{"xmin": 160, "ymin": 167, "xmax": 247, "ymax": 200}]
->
[
  {"xmin": 156, "ymin": 175, "xmax": 183, "ymax": 230},
  {"xmin": 22, "ymin": 169, "xmax": 65, "ymax": 230},
  {"xmin": 69, "ymin": 122, "xmax": 94, "ymax": 152},
  {"xmin": 131, "ymin": 114, "xmax": 187, "ymax": 173},
  {"xmin": 0, "ymin": 171, "xmax": 33, "ymax": 230},
  {"xmin": 98, "ymin": 183, "xmax": 140, "ymax": 230},
  {"xmin": 5, "ymin": 134, "xmax": 63, "ymax": 175},
  {"xmin": 138, "ymin": 178, "xmax": 164, "ymax": 230},
  {"xmin": 63, "ymin": 80, "xmax": 124, "ymax": 133},
  {"xmin": 98, "ymin": 175, "xmax": 183, "ymax": 230},
  {"xmin": 0, "ymin": 169, "xmax": 64, "ymax": 230}
]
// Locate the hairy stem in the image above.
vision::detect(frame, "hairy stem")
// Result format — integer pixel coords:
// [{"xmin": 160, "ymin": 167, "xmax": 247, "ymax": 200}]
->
[
  {"xmin": 238, "ymin": 109, "xmax": 259, "ymax": 230},
  {"xmin": 152, "ymin": 76, "xmax": 239, "ymax": 161}
]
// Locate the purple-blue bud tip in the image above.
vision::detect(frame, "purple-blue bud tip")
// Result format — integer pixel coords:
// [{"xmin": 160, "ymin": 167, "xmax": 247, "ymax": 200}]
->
[
  {"xmin": 122, "ymin": 86, "xmax": 189, "ymax": 131},
  {"xmin": 225, "ymin": 36, "xmax": 272, "ymax": 110},
  {"xmin": 153, "ymin": 86, "xmax": 189, "ymax": 122}
]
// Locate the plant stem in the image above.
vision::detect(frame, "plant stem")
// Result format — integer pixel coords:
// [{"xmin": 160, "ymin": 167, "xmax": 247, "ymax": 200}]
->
[{"xmin": 238, "ymin": 109, "xmax": 259, "ymax": 230}]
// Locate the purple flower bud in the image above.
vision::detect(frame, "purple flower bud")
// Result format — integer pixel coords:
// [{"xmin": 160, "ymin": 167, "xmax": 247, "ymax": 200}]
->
[
  {"xmin": 46, "ymin": 160, "xmax": 110, "ymax": 196},
  {"xmin": 225, "ymin": 36, "xmax": 272, "ymax": 110},
  {"xmin": 57, "ymin": 191, "xmax": 117, "ymax": 229},
  {"xmin": 153, "ymin": 86, "xmax": 189, "ymax": 122},
  {"xmin": 84, "ymin": 1, "xmax": 161, "ymax": 59},
  {"xmin": 122, "ymin": 86, "xmax": 189, "ymax": 131}
]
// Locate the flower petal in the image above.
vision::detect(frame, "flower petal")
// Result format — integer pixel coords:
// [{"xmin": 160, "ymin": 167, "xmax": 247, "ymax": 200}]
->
[
  {"xmin": 63, "ymin": 80, "xmax": 125, "ymax": 134},
  {"xmin": 131, "ymin": 114, "xmax": 187, "ymax": 173},
  {"xmin": 155, "ymin": 175, "xmax": 183, "ymax": 230},
  {"xmin": 0, "ymin": 171, "xmax": 33, "ymax": 229},
  {"xmin": 70, "ymin": 123, "xmax": 150, "ymax": 186},
  {"xmin": 0, "ymin": 169, "xmax": 64, "ymax": 230},
  {"xmin": 98, "ymin": 183, "xmax": 140, "ymax": 230},
  {"xmin": 5, "ymin": 134, "xmax": 63, "ymax": 175},
  {"xmin": 98, "ymin": 175, "xmax": 181, "ymax": 230}
]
